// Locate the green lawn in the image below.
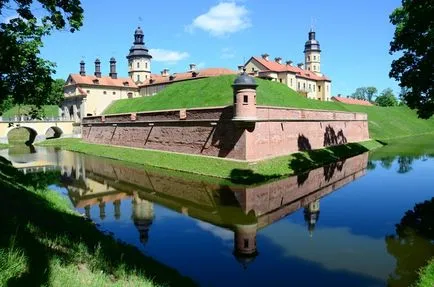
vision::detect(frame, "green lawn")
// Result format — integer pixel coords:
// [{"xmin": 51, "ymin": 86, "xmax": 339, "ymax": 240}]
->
[
  {"xmin": 2, "ymin": 105, "xmax": 59, "ymax": 119},
  {"xmin": 39, "ymin": 138, "xmax": 381, "ymax": 184},
  {"xmin": 416, "ymin": 259, "xmax": 434, "ymax": 287},
  {"xmin": 0, "ymin": 158, "xmax": 196, "ymax": 287}
]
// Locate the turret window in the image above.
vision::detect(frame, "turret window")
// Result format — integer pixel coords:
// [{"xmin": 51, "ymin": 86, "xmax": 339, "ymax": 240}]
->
[
  {"xmin": 137, "ymin": 75, "xmax": 140, "ymax": 82},
  {"xmin": 244, "ymin": 239, "xmax": 249, "ymax": 248},
  {"xmin": 307, "ymin": 56, "xmax": 310, "ymax": 61},
  {"xmin": 243, "ymin": 95, "xmax": 248, "ymax": 104},
  {"xmin": 314, "ymin": 55, "xmax": 317, "ymax": 60},
  {"xmin": 145, "ymin": 62, "xmax": 148, "ymax": 69},
  {"xmin": 137, "ymin": 62, "xmax": 140, "ymax": 69}
]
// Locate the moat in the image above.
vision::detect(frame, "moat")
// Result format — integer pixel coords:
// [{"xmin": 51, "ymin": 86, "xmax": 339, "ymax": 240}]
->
[{"xmin": 1, "ymin": 145, "xmax": 433, "ymax": 287}]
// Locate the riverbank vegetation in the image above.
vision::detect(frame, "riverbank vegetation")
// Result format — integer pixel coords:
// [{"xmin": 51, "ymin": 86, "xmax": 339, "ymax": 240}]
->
[
  {"xmin": 39, "ymin": 138, "xmax": 381, "ymax": 183},
  {"xmin": 103, "ymin": 75, "xmax": 434, "ymax": 140},
  {"xmin": 416, "ymin": 260, "xmax": 434, "ymax": 287},
  {"xmin": 0, "ymin": 158, "xmax": 196, "ymax": 286}
]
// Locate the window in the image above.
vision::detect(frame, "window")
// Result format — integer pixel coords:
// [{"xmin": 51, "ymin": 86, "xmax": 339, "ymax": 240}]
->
[
  {"xmin": 127, "ymin": 92, "xmax": 133, "ymax": 99},
  {"xmin": 298, "ymin": 82, "xmax": 300, "ymax": 90},
  {"xmin": 251, "ymin": 67, "xmax": 254, "ymax": 72},
  {"xmin": 303, "ymin": 83, "xmax": 306, "ymax": 89},
  {"xmin": 313, "ymin": 85, "xmax": 316, "ymax": 92},
  {"xmin": 103, "ymin": 91, "xmax": 107, "ymax": 95},
  {"xmin": 145, "ymin": 75, "xmax": 148, "ymax": 79},
  {"xmin": 244, "ymin": 239, "xmax": 249, "ymax": 248},
  {"xmin": 318, "ymin": 85, "xmax": 321, "ymax": 92},
  {"xmin": 313, "ymin": 65, "xmax": 316, "ymax": 71},
  {"xmin": 137, "ymin": 62, "xmax": 140, "ymax": 69},
  {"xmin": 137, "ymin": 75, "xmax": 140, "ymax": 82},
  {"xmin": 86, "ymin": 90, "xmax": 90, "ymax": 94},
  {"xmin": 307, "ymin": 56, "xmax": 310, "ymax": 61},
  {"xmin": 314, "ymin": 55, "xmax": 317, "ymax": 60},
  {"xmin": 308, "ymin": 67, "xmax": 310, "ymax": 71},
  {"xmin": 279, "ymin": 79, "xmax": 282, "ymax": 83},
  {"xmin": 145, "ymin": 62, "xmax": 148, "ymax": 69},
  {"xmin": 290, "ymin": 79, "xmax": 293, "ymax": 86},
  {"xmin": 243, "ymin": 95, "xmax": 248, "ymax": 104},
  {"xmin": 327, "ymin": 85, "xmax": 329, "ymax": 92},
  {"xmin": 309, "ymin": 84, "xmax": 311, "ymax": 91},
  {"xmin": 113, "ymin": 91, "xmax": 116, "ymax": 95}
]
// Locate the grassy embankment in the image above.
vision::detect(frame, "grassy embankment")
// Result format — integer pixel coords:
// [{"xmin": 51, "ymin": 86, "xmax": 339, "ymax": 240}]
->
[
  {"xmin": 416, "ymin": 260, "xmax": 434, "ymax": 287},
  {"xmin": 0, "ymin": 158, "xmax": 196, "ymax": 287},
  {"xmin": 2, "ymin": 105, "xmax": 59, "ymax": 119},
  {"xmin": 104, "ymin": 75, "xmax": 434, "ymax": 141},
  {"xmin": 41, "ymin": 75, "xmax": 433, "ymax": 181}
]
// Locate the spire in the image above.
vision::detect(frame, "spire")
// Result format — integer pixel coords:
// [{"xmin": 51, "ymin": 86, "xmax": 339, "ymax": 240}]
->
[
  {"xmin": 134, "ymin": 26, "xmax": 144, "ymax": 45},
  {"xmin": 304, "ymin": 28, "xmax": 321, "ymax": 53}
]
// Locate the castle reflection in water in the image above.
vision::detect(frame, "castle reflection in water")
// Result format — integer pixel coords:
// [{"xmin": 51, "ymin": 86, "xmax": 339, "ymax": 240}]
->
[{"xmin": 3, "ymin": 146, "xmax": 368, "ymax": 268}]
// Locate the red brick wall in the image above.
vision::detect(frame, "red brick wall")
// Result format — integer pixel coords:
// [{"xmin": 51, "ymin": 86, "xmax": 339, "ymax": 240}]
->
[{"xmin": 82, "ymin": 106, "xmax": 369, "ymax": 161}]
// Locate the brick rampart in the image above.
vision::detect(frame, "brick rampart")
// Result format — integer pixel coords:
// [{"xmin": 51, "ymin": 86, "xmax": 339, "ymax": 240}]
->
[{"xmin": 82, "ymin": 106, "xmax": 369, "ymax": 161}]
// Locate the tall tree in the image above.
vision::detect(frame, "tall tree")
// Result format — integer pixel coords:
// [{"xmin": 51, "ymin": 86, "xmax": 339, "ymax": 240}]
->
[
  {"xmin": 389, "ymin": 0, "xmax": 434, "ymax": 119},
  {"xmin": 0, "ymin": 0, "xmax": 83, "ymax": 113},
  {"xmin": 376, "ymin": 88, "xmax": 398, "ymax": 107},
  {"xmin": 365, "ymin": 87, "xmax": 378, "ymax": 102},
  {"xmin": 351, "ymin": 87, "xmax": 367, "ymax": 100}
]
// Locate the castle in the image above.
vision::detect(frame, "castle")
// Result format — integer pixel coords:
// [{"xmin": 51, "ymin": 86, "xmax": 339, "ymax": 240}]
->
[{"xmin": 61, "ymin": 27, "xmax": 331, "ymax": 121}]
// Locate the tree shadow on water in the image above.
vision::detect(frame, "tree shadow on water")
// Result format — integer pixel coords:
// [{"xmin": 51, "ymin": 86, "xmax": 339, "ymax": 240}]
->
[{"xmin": 386, "ymin": 197, "xmax": 434, "ymax": 287}]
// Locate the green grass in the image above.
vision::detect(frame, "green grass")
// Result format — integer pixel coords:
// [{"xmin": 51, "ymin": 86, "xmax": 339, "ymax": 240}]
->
[
  {"xmin": 38, "ymin": 138, "xmax": 382, "ymax": 184},
  {"xmin": 0, "ymin": 159, "xmax": 196, "ymax": 286},
  {"xmin": 2, "ymin": 105, "xmax": 59, "ymax": 118},
  {"xmin": 7, "ymin": 127, "xmax": 32, "ymax": 145},
  {"xmin": 370, "ymin": 133, "xmax": 434, "ymax": 160},
  {"xmin": 104, "ymin": 75, "xmax": 434, "ymax": 140},
  {"xmin": 416, "ymin": 259, "xmax": 434, "ymax": 287}
]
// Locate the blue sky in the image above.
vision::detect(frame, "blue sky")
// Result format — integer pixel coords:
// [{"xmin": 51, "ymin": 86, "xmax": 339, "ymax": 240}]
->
[{"xmin": 38, "ymin": 0, "xmax": 401, "ymax": 96}]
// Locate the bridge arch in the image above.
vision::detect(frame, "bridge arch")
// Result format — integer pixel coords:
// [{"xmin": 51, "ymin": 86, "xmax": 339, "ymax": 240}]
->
[
  {"xmin": 45, "ymin": 126, "xmax": 63, "ymax": 139},
  {"xmin": 7, "ymin": 127, "xmax": 38, "ymax": 145}
]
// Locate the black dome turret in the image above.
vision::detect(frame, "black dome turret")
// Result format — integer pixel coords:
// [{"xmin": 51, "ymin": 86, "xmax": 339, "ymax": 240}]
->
[
  {"xmin": 232, "ymin": 69, "xmax": 258, "ymax": 88},
  {"xmin": 304, "ymin": 29, "xmax": 321, "ymax": 53},
  {"xmin": 127, "ymin": 26, "xmax": 152, "ymax": 60}
]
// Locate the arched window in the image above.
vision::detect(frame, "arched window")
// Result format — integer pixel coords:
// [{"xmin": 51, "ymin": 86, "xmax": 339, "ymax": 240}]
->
[
  {"xmin": 314, "ymin": 55, "xmax": 317, "ymax": 61},
  {"xmin": 137, "ymin": 62, "xmax": 140, "ymax": 69},
  {"xmin": 137, "ymin": 74, "xmax": 140, "ymax": 82},
  {"xmin": 308, "ymin": 56, "xmax": 310, "ymax": 61},
  {"xmin": 145, "ymin": 62, "xmax": 148, "ymax": 69},
  {"xmin": 128, "ymin": 92, "xmax": 133, "ymax": 99}
]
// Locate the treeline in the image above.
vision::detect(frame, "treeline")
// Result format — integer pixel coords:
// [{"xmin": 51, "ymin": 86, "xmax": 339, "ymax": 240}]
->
[{"xmin": 340, "ymin": 86, "xmax": 405, "ymax": 107}]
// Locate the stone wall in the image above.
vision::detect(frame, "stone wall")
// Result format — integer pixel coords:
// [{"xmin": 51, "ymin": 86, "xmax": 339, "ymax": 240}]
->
[{"xmin": 82, "ymin": 105, "xmax": 369, "ymax": 161}]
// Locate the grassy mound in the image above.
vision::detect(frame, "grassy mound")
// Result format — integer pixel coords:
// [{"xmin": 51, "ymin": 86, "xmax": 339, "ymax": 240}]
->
[
  {"xmin": 0, "ymin": 159, "xmax": 196, "ymax": 286},
  {"xmin": 2, "ymin": 105, "xmax": 59, "ymax": 119},
  {"xmin": 104, "ymin": 75, "xmax": 434, "ymax": 140}
]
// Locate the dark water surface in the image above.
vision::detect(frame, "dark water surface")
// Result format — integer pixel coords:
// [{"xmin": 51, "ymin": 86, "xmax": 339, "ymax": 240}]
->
[{"xmin": 1, "ymin": 145, "xmax": 433, "ymax": 287}]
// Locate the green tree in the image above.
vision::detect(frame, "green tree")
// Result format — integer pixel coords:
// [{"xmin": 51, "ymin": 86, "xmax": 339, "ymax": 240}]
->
[
  {"xmin": 46, "ymin": 79, "xmax": 65, "ymax": 105},
  {"xmin": 389, "ymin": 0, "xmax": 434, "ymax": 119},
  {"xmin": 351, "ymin": 87, "xmax": 367, "ymax": 100},
  {"xmin": 0, "ymin": 0, "xmax": 83, "ymax": 114},
  {"xmin": 365, "ymin": 87, "xmax": 378, "ymax": 102},
  {"xmin": 375, "ymin": 88, "xmax": 398, "ymax": 107}
]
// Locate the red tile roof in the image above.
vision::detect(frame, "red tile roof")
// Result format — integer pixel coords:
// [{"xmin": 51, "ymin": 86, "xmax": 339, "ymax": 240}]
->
[
  {"xmin": 251, "ymin": 56, "xmax": 331, "ymax": 81},
  {"xmin": 139, "ymin": 67, "xmax": 236, "ymax": 87},
  {"xmin": 331, "ymin": 96, "xmax": 374, "ymax": 106},
  {"xmin": 66, "ymin": 74, "xmax": 138, "ymax": 88}
]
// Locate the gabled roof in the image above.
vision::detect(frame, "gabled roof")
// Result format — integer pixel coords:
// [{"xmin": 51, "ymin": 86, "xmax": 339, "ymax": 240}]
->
[
  {"xmin": 250, "ymin": 56, "xmax": 331, "ymax": 82},
  {"xmin": 331, "ymin": 96, "xmax": 374, "ymax": 106},
  {"xmin": 139, "ymin": 68, "xmax": 236, "ymax": 87},
  {"xmin": 66, "ymin": 74, "xmax": 138, "ymax": 88}
]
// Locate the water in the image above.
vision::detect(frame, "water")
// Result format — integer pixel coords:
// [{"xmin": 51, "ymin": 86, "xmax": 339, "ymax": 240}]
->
[{"xmin": 1, "ymin": 145, "xmax": 433, "ymax": 287}]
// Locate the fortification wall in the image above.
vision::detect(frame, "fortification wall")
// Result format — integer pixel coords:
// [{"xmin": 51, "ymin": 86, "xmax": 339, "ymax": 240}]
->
[{"xmin": 82, "ymin": 105, "xmax": 369, "ymax": 161}]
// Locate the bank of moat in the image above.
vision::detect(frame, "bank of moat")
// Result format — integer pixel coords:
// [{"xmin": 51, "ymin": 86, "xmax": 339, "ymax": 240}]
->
[{"xmin": 82, "ymin": 72, "xmax": 368, "ymax": 161}]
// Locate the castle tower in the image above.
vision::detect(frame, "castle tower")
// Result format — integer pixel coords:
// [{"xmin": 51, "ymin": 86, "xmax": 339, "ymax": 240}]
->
[
  {"xmin": 304, "ymin": 199, "xmax": 320, "ymax": 237},
  {"xmin": 304, "ymin": 29, "xmax": 322, "ymax": 75},
  {"xmin": 132, "ymin": 194, "xmax": 154, "ymax": 245},
  {"xmin": 232, "ymin": 69, "xmax": 258, "ymax": 121},
  {"xmin": 127, "ymin": 27, "xmax": 152, "ymax": 84},
  {"xmin": 233, "ymin": 223, "xmax": 258, "ymax": 269}
]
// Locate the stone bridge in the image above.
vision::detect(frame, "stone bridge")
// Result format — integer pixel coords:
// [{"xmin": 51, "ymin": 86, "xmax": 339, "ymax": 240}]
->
[{"xmin": 0, "ymin": 120, "xmax": 79, "ymax": 144}]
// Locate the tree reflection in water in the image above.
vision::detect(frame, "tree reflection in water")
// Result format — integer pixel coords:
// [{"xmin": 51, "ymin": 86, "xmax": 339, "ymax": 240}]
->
[{"xmin": 386, "ymin": 197, "xmax": 434, "ymax": 287}]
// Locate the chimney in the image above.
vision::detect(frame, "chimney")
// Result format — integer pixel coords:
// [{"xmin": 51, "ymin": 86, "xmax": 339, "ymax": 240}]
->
[
  {"xmin": 286, "ymin": 60, "xmax": 293, "ymax": 66},
  {"xmin": 261, "ymin": 53, "xmax": 269, "ymax": 61},
  {"xmin": 161, "ymin": 68, "xmax": 169, "ymax": 77},
  {"xmin": 297, "ymin": 63, "xmax": 304, "ymax": 69},
  {"xmin": 237, "ymin": 65, "xmax": 244, "ymax": 73},
  {"xmin": 79, "ymin": 60, "xmax": 86, "ymax": 76},
  {"xmin": 189, "ymin": 63, "xmax": 196, "ymax": 71},
  {"xmin": 275, "ymin": 57, "xmax": 282, "ymax": 64},
  {"xmin": 94, "ymin": 58, "xmax": 101, "ymax": 78},
  {"xmin": 109, "ymin": 57, "xmax": 117, "ymax": 79}
]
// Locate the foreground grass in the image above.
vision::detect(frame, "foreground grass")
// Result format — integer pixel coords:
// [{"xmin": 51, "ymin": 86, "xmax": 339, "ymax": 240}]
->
[
  {"xmin": 39, "ymin": 138, "xmax": 381, "ymax": 183},
  {"xmin": 104, "ymin": 75, "xmax": 434, "ymax": 140},
  {"xmin": 416, "ymin": 259, "xmax": 434, "ymax": 287},
  {"xmin": 2, "ymin": 105, "xmax": 59, "ymax": 119},
  {"xmin": 0, "ymin": 160, "xmax": 196, "ymax": 286}
]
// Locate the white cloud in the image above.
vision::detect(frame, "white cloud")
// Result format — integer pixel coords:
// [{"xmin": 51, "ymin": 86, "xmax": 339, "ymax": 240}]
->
[
  {"xmin": 149, "ymin": 49, "xmax": 189, "ymax": 64},
  {"xmin": 187, "ymin": 2, "xmax": 251, "ymax": 36},
  {"xmin": 196, "ymin": 221, "xmax": 233, "ymax": 241},
  {"xmin": 221, "ymin": 47, "xmax": 236, "ymax": 59},
  {"xmin": 1, "ymin": 14, "xmax": 19, "ymax": 24}
]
